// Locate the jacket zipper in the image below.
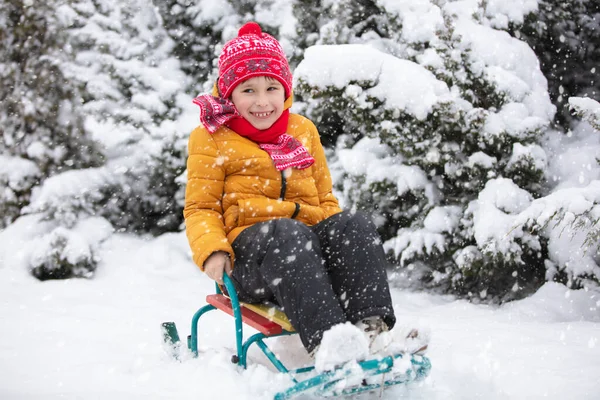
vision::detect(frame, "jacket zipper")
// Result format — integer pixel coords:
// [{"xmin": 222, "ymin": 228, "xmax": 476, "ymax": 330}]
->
[{"xmin": 279, "ymin": 170, "xmax": 287, "ymax": 200}]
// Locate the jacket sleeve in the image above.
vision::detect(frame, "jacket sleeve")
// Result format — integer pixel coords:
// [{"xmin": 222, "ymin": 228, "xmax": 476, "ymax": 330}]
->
[
  {"xmin": 183, "ymin": 126, "xmax": 233, "ymax": 271},
  {"xmin": 307, "ymin": 120, "xmax": 343, "ymax": 220}
]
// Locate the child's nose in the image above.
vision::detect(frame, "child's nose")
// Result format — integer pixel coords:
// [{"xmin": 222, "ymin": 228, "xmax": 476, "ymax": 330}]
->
[{"xmin": 255, "ymin": 92, "xmax": 269, "ymax": 106}]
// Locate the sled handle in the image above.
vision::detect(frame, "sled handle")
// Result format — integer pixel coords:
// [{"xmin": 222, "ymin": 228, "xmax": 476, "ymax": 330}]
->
[{"xmin": 222, "ymin": 273, "xmax": 244, "ymax": 364}]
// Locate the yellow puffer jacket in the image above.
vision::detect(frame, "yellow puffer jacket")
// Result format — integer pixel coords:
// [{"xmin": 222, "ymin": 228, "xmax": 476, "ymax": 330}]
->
[{"xmin": 184, "ymin": 113, "xmax": 342, "ymax": 270}]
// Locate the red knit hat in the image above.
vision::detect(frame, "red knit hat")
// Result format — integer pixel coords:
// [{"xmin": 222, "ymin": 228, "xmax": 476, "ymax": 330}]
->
[{"xmin": 218, "ymin": 22, "xmax": 292, "ymax": 99}]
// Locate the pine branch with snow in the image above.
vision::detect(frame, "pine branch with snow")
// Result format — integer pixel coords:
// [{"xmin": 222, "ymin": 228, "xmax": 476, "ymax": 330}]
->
[
  {"xmin": 569, "ymin": 97, "xmax": 600, "ymax": 131},
  {"xmin": 515, "ymin": 0, "xmax": 600, "ymax": 127},
  {"xmin": 0, "ymin": 156, "xmax": 41, "ymax": 229},
  {"xmin": 512, "ymin": 181, "xmax": 600, "ymax": 290}
]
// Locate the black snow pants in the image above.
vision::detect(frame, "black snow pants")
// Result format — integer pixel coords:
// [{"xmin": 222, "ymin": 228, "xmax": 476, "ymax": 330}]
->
[{"xmin": 228, "ymin": 210, "xmax": 396, "ymax": 352}]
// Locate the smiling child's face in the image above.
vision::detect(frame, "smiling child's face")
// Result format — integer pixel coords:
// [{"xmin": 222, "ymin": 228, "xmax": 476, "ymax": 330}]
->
[{"xmin": 230, "ymin": 76, "xmax": 286, "ymax": 130}]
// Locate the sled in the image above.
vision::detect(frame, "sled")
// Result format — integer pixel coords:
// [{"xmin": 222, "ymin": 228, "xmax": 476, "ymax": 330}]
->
[{"xmin": 162, "ymin": 274, "xmax": 431, "ymax": 399}]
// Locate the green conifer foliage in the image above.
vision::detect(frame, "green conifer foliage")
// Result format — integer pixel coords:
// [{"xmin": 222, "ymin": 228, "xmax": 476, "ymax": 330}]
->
[
  {"xmin": 0, "ymin": 156, "xmax": 40, "ymax": 229},
  {"xmin": 60, "ymin": 0, "xmax": 189, "ymax": 236},
  {"xmin": 294, "ymin": 2, "xmax": 554, "ymax": 301},
  {"xmin": 157, "ymin": 0, "xmax": 228, "ymax": 92},
  {"xmin": 0, "ymin": 0, "xmax": 104, "ymax": 229},
  {"xmin": 1, "ymin": 0, "xmax": 188, "ymax": 279},
  {"xmin": 0, "ymin": 1, "xmax": 102, "ymax": 175},
  {"xmin": 157, "ymin": 0, "xmax": 293, "ymax": 95},
  {"xmin": 515, "ymin": 0, "xmax": 600, "ymax": 127}
]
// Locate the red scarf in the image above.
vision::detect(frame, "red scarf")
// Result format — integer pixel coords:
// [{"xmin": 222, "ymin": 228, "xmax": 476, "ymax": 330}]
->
[
  {"xmin": 193, "ymin": 94, "xmax": 315, "ymax": 171},
  {"xmin": 226, "ymin": 109, "xmax": 290, "ymax": 144}
]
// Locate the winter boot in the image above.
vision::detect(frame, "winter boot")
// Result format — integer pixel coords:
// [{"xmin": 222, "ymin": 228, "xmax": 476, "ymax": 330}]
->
[
  {"xmin": 355, "ymin": 316, "xmax": 389, "ymax": 351},
  {"xmin": 370, "ymin": 325, "xmax": 430, "ymax": 356},
  {"xmin": 314, "ymin": 323, "xmax": 370, "ymax": 372}
]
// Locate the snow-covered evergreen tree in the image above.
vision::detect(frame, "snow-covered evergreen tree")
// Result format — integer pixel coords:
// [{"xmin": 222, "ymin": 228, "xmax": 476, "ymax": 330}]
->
[
  {"xmin": 294, "ymin": 0, "xmax": 556, "ymax": 301},
  {"xmin": 0, "ymin": 0, "xmax": 104, "ymax": 228},
  {"xmin": 514, "ymin": 0, "xmax": 599, "ymax": 127},
  {"xmin": 1, "ymin": 0, "xmax": 191, "ymax": 279}
]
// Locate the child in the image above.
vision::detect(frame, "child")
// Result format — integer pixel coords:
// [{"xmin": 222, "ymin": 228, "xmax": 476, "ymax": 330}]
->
[{"xmin": 184, "ymin": 22, "xmax": 426, "ymax": 368}]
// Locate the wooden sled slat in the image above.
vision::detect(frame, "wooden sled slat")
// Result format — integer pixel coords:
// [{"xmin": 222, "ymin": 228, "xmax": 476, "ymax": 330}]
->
[
  {"xmin": 206, "ymin": 294, "xmax": 283, "ymax": 336},
  {"xmin": 243, "ymin": 302, "xmax": 295, "ymax": 332}
]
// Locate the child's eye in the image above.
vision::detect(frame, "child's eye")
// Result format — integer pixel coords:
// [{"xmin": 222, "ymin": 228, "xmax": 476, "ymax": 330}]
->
[
  {"xmin": 242, "ymin": 88, "xmax": 254, "ymax": 93},
  {"xmin": 267, "ymin": 86, "xmax": 280, "ymax": 91}
]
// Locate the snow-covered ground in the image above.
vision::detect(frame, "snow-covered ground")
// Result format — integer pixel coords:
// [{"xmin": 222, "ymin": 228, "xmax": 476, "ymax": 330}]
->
[{"xmin": 1, "ymin": 231, "xmax": 598, "ymax": 400}]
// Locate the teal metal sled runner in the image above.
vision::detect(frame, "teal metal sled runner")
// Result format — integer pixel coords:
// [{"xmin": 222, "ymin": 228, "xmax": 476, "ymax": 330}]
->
[{"xmin": 162, "ymin": 275, "xmax": 431, "ymax": 399}]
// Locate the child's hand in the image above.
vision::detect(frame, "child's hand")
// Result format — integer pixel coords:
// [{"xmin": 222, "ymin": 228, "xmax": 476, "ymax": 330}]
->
[{"xmin": 204, "ymin": 251, "xmax": 232, "ymax": 285}]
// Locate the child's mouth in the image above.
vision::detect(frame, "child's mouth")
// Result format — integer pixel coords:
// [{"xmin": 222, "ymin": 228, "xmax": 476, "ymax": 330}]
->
[{"xmin": 251, "ymin": 111, "xmax": 273, "ymax": 119}]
